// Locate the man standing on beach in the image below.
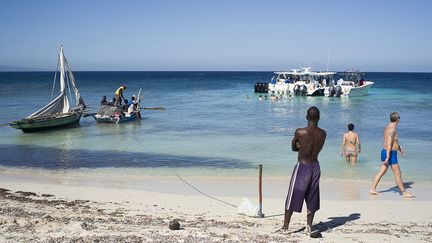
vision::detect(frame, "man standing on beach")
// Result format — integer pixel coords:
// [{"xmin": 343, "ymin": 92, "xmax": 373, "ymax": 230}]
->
[
  {"xmin": 370, "ymin": 112, "xmax": 413, "ymax": 197},
  {"xmin": 281, "ymin": 106, "xmax": 326, "ymax": 236}
]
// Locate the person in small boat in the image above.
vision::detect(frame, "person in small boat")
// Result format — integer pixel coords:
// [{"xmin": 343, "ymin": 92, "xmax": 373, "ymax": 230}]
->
[
  {"xmin": 359, "ymin": 79, "xmax": 365, "ymax": 86},
  {"xmin": 113, "ymin": 108, "xmax": 123, "ymax": 119},
  {"xmin": 135, "ymin": 102, "xmax": 142, "ymax": 119},
  {"xmin": 106, "ymin": 97, "xmax": 116, "ymax": 106},
  {"xmin": 114, "ymin": 85, "xmax": 127, "ymax": 107},
  {"xmin": 127, "ymin": 101, "xmax": 141, "ymax": 118},
  {"xmin": 130, "ymin": 95, "xmax": 137, "ymax": 106},
  {"xmin": 100, "ymin": 96, "xmax": 108, "ymax": 106},
  {"xmin": 340, "ymin": 123, "xmax": 361, "ymax": 164},
  {"xmin": 121, "ymin": 99, "xmax": 129, "ymax": 112}
]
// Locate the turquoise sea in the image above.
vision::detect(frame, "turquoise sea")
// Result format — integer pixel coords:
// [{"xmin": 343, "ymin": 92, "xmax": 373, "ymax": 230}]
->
[{"xmin": 0, "ymin": 72, "xmax": 431, "ymax": 182}]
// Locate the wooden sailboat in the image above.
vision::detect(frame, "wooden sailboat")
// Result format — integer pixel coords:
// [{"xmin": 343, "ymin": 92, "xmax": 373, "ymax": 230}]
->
[{"xmin": 10, "ymin": 46, "xmax": 86, "ymax": 132}]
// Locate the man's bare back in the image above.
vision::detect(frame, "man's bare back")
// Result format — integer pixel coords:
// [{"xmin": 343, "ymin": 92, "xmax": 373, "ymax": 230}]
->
[{"xmin": 292, "ymin": 126, "xmax": 326, "ymax": 164}]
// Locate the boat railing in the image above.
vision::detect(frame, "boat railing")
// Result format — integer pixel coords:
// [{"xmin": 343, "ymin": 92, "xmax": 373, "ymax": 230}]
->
[
  {"xmin": 22, "ymin": 111, "xmax": 81, "ymax": 122},
  {"xmin": 341, "ymin": 81, "xmax": 355, "ymax": 86}
]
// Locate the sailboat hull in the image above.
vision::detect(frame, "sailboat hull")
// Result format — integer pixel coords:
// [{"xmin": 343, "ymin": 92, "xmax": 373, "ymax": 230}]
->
[{"xmin": 10, "ymin": 112, "xmax": 82, "ymax": 133}]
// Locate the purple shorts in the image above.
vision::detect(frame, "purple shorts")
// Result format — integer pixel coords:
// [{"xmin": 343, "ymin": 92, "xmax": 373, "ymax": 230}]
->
[{"xmin": 285, "ymin": 162, "xmax": 320, "ymax": 213}]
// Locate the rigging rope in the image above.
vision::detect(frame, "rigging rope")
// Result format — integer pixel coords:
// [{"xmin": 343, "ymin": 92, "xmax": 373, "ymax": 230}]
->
[
  {"xmin": 65, "ymin": 59, "xmax": 79, "ymax": 106},
  {"xmin": 175, "ymin": 173, "xmax": 237, "ymax": 208},
  {"xmin": 64, "ymin": 57, "xmax": 73, "ymax": 108}
]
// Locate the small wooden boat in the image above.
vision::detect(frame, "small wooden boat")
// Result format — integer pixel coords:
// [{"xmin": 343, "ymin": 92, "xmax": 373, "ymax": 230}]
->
[
  {"xmin": 92, "ymin": 105, "xmax": 140, "ymax": 124},
  {"xmin": 10, "ymin": 46, "xmax": 86, "ymax": 133},
  {"xmin": 93, "ymin": 88, "xmax": 145, "ymax": 124},
  {"xmin": 93, "ymin": 113, "xmax": 138, "ymax": 124}
]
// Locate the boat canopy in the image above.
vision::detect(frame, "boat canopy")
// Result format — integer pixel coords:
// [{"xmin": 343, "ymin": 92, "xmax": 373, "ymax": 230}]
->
[
  {"xmin": 274, "ymin": 67, "xmax": 336, "ymax": 77},
  {"xmin": 338, "ymin": 71, "xmax": 365, "ymax": 82}
]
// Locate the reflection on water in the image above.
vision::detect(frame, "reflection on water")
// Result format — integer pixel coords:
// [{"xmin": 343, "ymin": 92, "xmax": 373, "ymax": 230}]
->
[
  {"xmin": 57, "ymin": 133, "xmax": 72, "ymax": 169},
  {"xmin": 0, "ymin": 144, "xmax": 253, "ymax": 170}
]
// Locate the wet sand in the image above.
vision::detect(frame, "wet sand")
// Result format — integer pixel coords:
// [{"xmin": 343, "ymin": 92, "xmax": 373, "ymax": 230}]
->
[{"xmin": 1, "ymin": 169, "xmax": 431, "ymax": 242}]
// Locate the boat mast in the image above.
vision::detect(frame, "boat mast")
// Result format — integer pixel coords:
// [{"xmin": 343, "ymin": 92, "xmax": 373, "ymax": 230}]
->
[
  {"xmin": 59, "ymin": 45, "xmax": 66, "ymax": 94},
  {"xmin": 50, "ymin": 55, "xmax": 60, "ymax": 101},
  {"xmin": 59, "ymin": 45, "xmax": 70, "ymax": 113}
]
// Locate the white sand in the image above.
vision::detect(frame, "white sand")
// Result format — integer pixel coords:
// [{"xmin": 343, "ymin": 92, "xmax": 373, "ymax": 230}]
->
[{"xmin": 0, "ymin": 170, "xmax": 431, "ymax": 242}]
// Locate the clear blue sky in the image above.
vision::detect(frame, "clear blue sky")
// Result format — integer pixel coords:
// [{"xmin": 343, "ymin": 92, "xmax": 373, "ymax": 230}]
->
[{"xmin": 1, "ymin": 0, "xmax": 431, "ymax": 71}]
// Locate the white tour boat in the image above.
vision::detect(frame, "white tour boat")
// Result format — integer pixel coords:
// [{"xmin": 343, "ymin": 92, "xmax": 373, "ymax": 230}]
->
[
  {"xmin": 325, "ymin": 71, "xmax": 374, "ymax": 97},
  {"xmin": 267, "ymin": 67, "xmax": 336, "ymax": 96}
]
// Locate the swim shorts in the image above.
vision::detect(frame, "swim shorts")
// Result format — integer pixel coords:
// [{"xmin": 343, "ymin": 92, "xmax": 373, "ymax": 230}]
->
[
  {"xmin": 344, "ymin": 149, "xmax": 357, "ymax": 157},
  {"xmin": 381, "ymin": 149, "xmax": 398, "ymax": 165},
  {"xmin": 285, "ymin": 162, "xmax": 320, "ymax": 213}
]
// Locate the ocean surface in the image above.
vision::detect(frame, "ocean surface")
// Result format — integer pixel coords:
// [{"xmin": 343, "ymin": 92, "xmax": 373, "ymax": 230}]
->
[{"xmin": 0, "ymin": 71, "xmax": 431, "ymax": 182}]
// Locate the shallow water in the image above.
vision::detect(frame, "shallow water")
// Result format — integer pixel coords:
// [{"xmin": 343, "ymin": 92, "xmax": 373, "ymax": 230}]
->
[{"xmin": 0, "ymin": 71, "xmax": 431, "ymax": 182}]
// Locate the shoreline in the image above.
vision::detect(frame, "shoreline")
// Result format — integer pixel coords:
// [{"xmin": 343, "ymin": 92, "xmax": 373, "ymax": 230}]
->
[
  {"xmin": 1, "ymin": 167, "xmax": 431, "ymax": 201},
  {"xmin": 1, "ymin": 176, "xmax": 431, "ymax": 241}
]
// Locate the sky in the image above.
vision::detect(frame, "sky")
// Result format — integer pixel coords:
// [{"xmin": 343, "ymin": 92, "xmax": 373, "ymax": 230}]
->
[{"xmin": 0, "ymin": 0, "xmax": 431, "ymax": 72}]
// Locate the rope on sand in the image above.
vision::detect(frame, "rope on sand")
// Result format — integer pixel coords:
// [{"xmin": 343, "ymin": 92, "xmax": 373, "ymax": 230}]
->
[{"xmin": 175, "ymin": 173, "xmax": 237, "ymax": 208}]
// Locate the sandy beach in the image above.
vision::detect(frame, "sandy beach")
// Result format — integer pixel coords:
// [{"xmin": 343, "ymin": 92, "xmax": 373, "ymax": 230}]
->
[
  {"xmin": 1, "ymin": 169, "xmax": 431, "ymax": 242},
  {"xmin": 2, "ymin": 0, "xmax": 432, "ymax": 241}
]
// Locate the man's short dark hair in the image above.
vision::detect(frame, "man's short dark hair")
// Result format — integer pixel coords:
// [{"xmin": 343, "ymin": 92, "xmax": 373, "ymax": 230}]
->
[
  {"xmin": 348, "ymin": 123, "xmax": 354, "ymax": 131},
  {"xmin": 390, "ymin": 112, "xmax": 400, "ymax": 122},
  {"xmin": 307, "ymin": 106, "xmax": 320, "ymax": 122}
]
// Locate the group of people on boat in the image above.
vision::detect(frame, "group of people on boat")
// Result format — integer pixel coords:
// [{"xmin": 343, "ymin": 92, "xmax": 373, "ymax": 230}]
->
[
  {"xmin": 98, "ymin": 85, "xmax": 141, "ymax": 119},
  {"xmin": 336, "ymin": 77, "xmax": 366, "ymax": 87}
]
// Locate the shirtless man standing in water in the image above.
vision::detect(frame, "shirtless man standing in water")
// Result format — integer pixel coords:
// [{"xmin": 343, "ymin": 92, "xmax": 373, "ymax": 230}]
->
[
  {"xmin": 370, "ymin": 112, "xmax": 413, "ymax": 197},
  {"xmin": 281, "ymin": 106, "xmax": 326, "ymax": 236},
  {"xmin": 340, "ymin": 123, "xmax": 361, "ymax": 164}
]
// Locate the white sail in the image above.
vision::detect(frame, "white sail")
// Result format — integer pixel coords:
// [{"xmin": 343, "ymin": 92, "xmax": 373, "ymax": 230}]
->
[
  {"xmin": 26, "ymin": 46, "xmax": 82, "ymax": 119},
  {"xmin": 65, "ymin": 57, "xmax": 86, "ymax": 108},
  {"xmin": 59, "ymin": 46, "xmax": 66, "ymax": 93},
  {"xmin": 27, "ymin": 93, "xmax": 69, "ymax": 118}
]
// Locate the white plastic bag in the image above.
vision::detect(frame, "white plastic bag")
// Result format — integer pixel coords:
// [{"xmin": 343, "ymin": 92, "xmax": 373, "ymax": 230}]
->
[{"xmin": 237, "ymin": 198, "xmax": 259, "ymax": 217}]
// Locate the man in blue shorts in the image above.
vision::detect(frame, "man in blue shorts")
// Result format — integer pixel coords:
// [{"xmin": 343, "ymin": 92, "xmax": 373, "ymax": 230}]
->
[
  {"xmin": 370, "ymin": 112, "xmax": 413, "ymax": 197},
  {"xmin": 281, "ymin": 106, "xmax": 326, "ymax": 236}
]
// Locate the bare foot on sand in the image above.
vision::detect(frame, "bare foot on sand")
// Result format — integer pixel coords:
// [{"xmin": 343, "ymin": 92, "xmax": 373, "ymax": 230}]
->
[
  {"xmin": 305, "ymin": 225, "xmax": 322, "ymax": 238},
  {"xmin": 369, "ymin": 190, "xmax": 379, "ymax": 195},
  {"xmin": 402, "ymin": 191, "xmax": 414, "ymax": 198},
  {"xmin": 274, "ymin": 228, "xmax": 291, "ymax": 235}
]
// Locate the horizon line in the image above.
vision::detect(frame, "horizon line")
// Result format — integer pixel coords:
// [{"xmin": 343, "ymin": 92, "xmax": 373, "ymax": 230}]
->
[{"xmin": 1, "ymin": 70, "xmax": 432, "ymax": 73}]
